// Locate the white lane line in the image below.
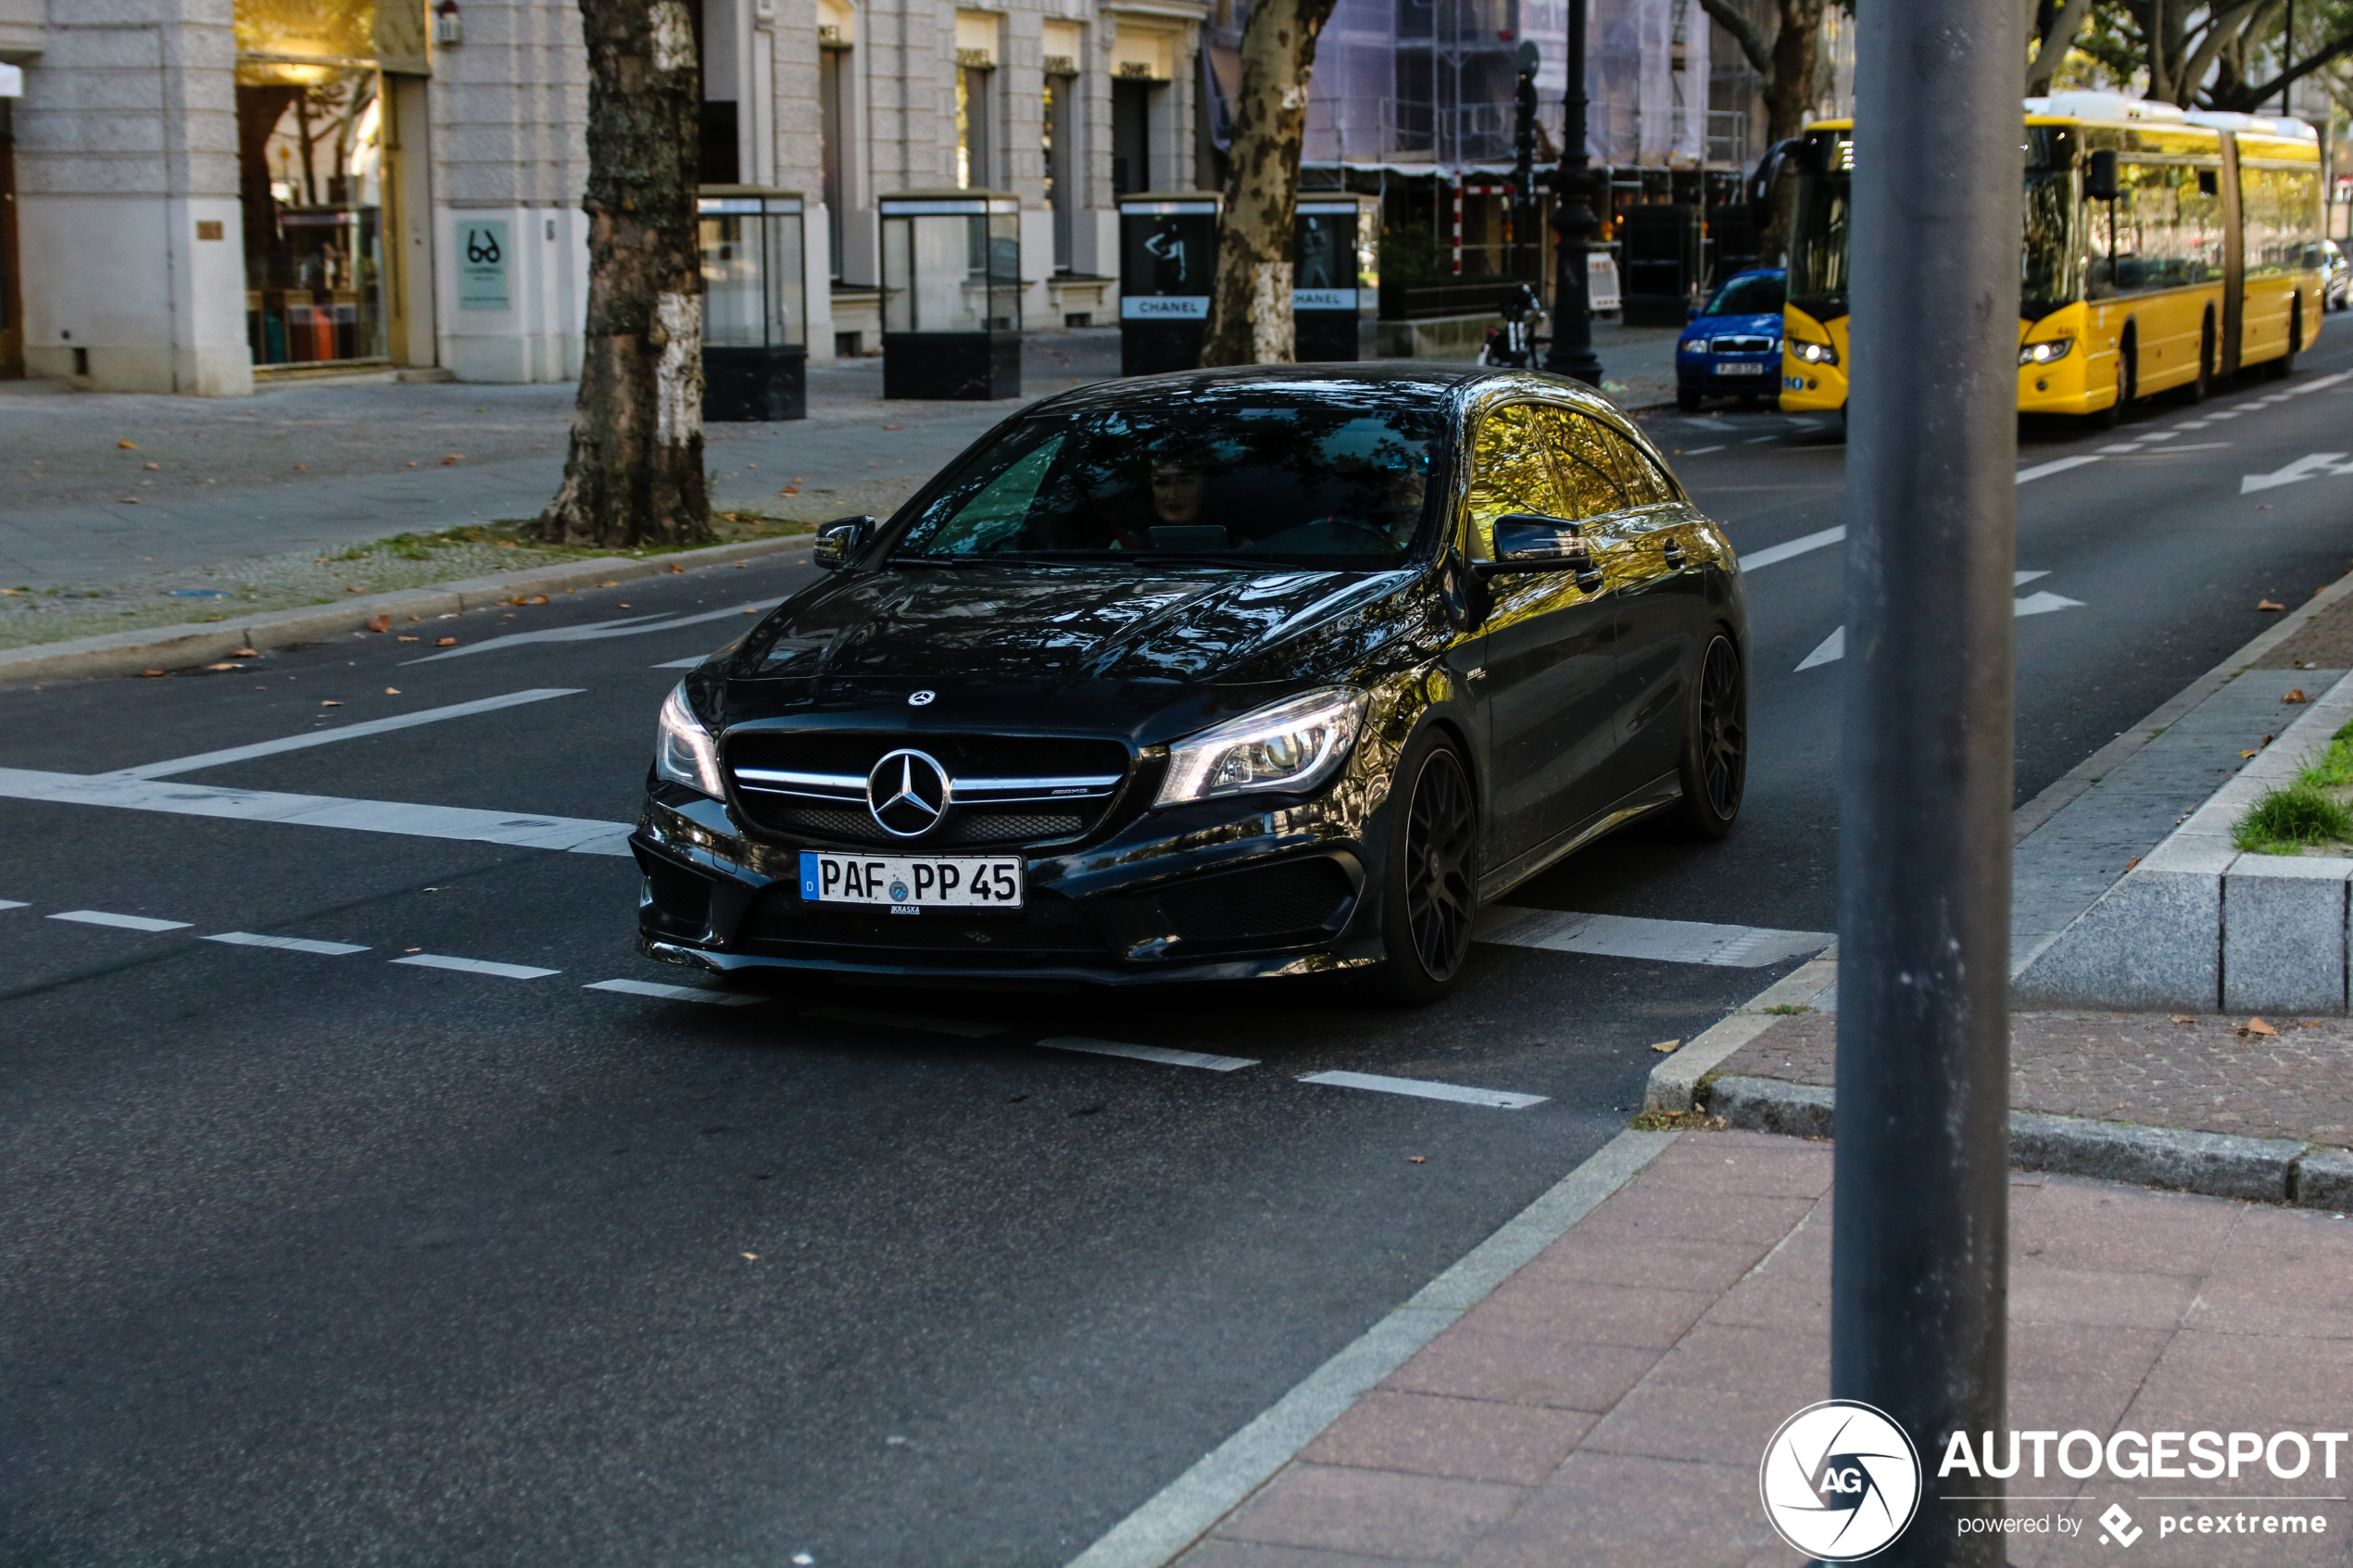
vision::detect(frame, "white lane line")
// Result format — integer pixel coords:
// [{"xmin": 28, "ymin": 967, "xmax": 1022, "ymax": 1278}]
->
[
  {"xmin": 2206, "ymin": 409, "xmax": 2243, "ymax": 420},
  {"xmin": 47, "ymin": 909, "xmax": 192, "ymax": 932},
  {"xmin": 2242, "ymin": 452, "xmax": 2350, "ymax": 493},
  {"xmin": 1797, "ymin": 626, "xmax": 1845, "ymax": 670},
  {"xmin": 205, "ymin": 930, "xmax": 370, "ymax": 956},
  {"xmin": 1299, "ymin": 1070, "xmax": 1547, "ymax": 1110},
  {"xmin": 2096, "ymin": 443, "xmax": 2144, "ymax": 454},
  {"xmin": 1798, "ymin": 579, "xmax": 2082, "ymax": 671},
  {"xmin": 802, "ymin": 1005, "xmax": 1004, "ymax": 1037},
  {"xmin": 585, "ymin": 977, "xmax": 763, "ymax": 1006},
  {"xmin": 405, "ymin": 602, "xmax": 774, "ymax": 663},
  {"xmin": 1740, "ymin": 525, "xmax": 1844, "ymax": 571},
  {"xmin": 1743, "ymin": 434, "xmax": 1776, "ymax": 444},
  {"xmin": 2016, "ymin": 454, "xmax": 2104, "ymax": 483},
  {"xmin": 0, "ymin": 899, "xmax": 27, "ymax": 911},
  {"xmin": 2015, "ymin": 589, "xmax": 2086, "ymax": 617},
  {"xmin": 2177, "ymin": 420, "xmax": 2211, "ymax": 429},
  {"xmin": 1035, "ymin": 1036, "xmax": 1260, "ymax": 1073},
  {"xmin": 1476, "ymin": 906, "xmax": 1831, "ymax": 968},
  {"xmin": 2130, "ymin": 441, "xmax": 2231, "ymax": 453},
  {"xmin": 392, "ymin": 953, "xmax": 560, "ymax": 980},
  {"xmin": 113, "ymin": 689, "xmax": 585, "ymax": 780},
  {"xmin": 650, "ymin": 655, "xmax": 705, "ymax": 670},
  {"xmin": 0, "ymin": 768, "xmax": 634, "ymax": 857},
  {"xmin": 1683, "ymin": 444, "xmax": 1726, "ymax": 455},
  {"xmin": 2016, "ymin": 570, "xmax": 2050, "ymax": 585}
]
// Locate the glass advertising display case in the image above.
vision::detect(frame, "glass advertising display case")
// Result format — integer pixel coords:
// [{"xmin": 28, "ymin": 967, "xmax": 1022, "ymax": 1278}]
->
[
  {"xmin": 878, "ymin": 190, "xmax": 1023, "ymax": 400},
  {"xmin": 1117, "ymin": 192, "xmax": 1221, "ymax": 375},
  {"xmin": 698, "ymin": 187, "xmax": 808, "ymax": 420},
  {"xmin": 1294, "ymin": 194, "xmax": 1380, "ymax": 362}
]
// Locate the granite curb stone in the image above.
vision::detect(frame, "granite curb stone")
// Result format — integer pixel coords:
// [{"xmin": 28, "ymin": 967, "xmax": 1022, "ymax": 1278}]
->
[{"xmin": 0, "ymin": 532, "xmax": 814, "ymax": 685}]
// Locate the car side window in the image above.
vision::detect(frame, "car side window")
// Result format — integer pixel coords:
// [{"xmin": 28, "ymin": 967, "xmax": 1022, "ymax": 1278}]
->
[
  {"xmin": 1465, "ymin": 403, "xmax": 1571, "ymax": 560},
  {"xmin": 1530, "ymin": 408, "xmax": 1631, "ymax": 521},
  {"xmin": 1595, "ymin": 424, "xmax": 1680, "ymax": 507}
]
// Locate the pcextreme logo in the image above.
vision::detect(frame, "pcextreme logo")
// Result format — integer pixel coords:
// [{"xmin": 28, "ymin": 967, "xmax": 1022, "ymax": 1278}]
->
[{"xmin": 1759, "ymin": 1400, "xmax": 1923, "ymax": 1561}]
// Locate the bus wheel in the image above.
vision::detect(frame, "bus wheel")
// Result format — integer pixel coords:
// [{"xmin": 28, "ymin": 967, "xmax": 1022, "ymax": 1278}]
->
[
  {"xmin": 2185, "ymin": 317, "xmax": 2212, "ymax": 404},
  {"xmin": 2270, "ymin": 295, "xmax": 2302, "ymax": 379}
]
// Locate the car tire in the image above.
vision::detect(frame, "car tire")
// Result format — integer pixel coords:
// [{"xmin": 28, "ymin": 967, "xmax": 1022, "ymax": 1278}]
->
[
  {"xmin": 2184, "ymin": 318, "xmax": 2212, "ymax": 404},
  {"xmin": 1374, "ymin": 733, "xmax": 1478, "ymax": 1005},
  {"xmin": 1663, "ymin": 633, "xmax": 1747, "ymax": 841},
  {"xmin": 1677, "ymin": 386, "xmax": 1703, "ymax": 411}
]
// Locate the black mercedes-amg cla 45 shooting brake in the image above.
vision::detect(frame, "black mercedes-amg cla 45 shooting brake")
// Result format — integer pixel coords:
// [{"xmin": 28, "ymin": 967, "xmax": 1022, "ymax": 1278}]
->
[{"xmin": 633, "ymin": 365, "xmax": 1748, "ymax": 1001}]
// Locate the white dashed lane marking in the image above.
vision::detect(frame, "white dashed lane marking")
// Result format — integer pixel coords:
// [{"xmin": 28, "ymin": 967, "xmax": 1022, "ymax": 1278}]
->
[
  {"xmin": 405, "ymin": 602, "xmax": 776, "ymax": 664},
  {"xmin": 1035, "ymin": 1036, "xmax": 1260, "ymax": 1073},
  {"xmin": 1299, "ymin": 1071, "xmax": 1548, "ymax": 1110},
  {"xmin": 205, "ymin": 931, "xmax": 371, "ymax": 956},
  {"xmin": 802, "ymin": 1005, "xmax": 1004, "ymax": 1037},
  {"xmin": 0, "ymin": 899, "xmax": 27, "ymax": 911},
  {"xmin": 585, "ymin": 977, "xmax": 762, "ymax": 1007},
  {"xmin": 1477, "ymin": 907, "xmax": 1830, "ymax": 968},
  {"xmin": 391, "ymin": 953, "xmax": 561, "ymax": 980},
  {"xmin": 111, "ymin": 689, "xmax": 584, "ymax": 780},
  {"xmin": 47, "ymin": 909, "xmax": 192, "ymax": 933}
]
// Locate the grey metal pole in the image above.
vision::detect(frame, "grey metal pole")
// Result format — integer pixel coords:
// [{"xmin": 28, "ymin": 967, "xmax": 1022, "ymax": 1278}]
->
[
  {"xmin": 1542, "ymin": 0, "xmax": 1602, "ymax": 383},
  {"xmin": 1832, "ymin": 0, "xmax": 2020, "ymax": 1559}
]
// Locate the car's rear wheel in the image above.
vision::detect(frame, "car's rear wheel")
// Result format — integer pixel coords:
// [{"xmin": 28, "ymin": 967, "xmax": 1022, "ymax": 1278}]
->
[
  {"xmin": 1376, "ymin": 734, "xmax": 1477, "ymax": 1004},
  {"xmin": 1665, "ymin": 633, "xmax": 1746, "ymax": 839}
]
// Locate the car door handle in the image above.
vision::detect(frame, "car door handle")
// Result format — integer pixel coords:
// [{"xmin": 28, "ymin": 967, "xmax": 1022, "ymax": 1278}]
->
[{"xmin": 1662, "ymin": 537, "xmax": 1687, "ymax": 571}]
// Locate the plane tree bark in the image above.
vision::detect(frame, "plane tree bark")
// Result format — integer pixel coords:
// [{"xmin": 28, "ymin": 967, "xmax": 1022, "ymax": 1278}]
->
[
  {"xmin": 1696, "ymin": 0, "xmax": 1834, "ymax": 146},
  {"xmin": 1199, "ymin": 0, "xmax": 1341, "ymax": 366},
  {"xmin": 538, "ymin": 0, "xmax": 711, "ymax": 549}
]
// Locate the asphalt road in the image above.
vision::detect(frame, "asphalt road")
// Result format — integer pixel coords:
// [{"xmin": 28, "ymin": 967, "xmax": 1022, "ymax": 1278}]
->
[{"xmin": 6, "ymin": 339, "xmax": 2353, "ymax": 1566}]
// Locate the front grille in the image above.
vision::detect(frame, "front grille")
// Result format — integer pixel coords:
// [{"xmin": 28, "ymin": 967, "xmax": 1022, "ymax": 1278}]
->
[
  {"xmin": 725, "ymin": 731, "xmax": 1131, "ymax": 848},
  {"xmin": 1708, "ymin": 334, "xmax": 1774, "ymax": 356},
  {"xmin": 1161, "ymin": 858, "xmax": 1354, "ymax": 944}
]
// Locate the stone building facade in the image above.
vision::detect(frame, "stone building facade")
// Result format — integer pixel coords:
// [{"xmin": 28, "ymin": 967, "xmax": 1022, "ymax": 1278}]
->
[{"xmin": 0, "ymin": 0, "xmax": 1208, "ymax": 395}]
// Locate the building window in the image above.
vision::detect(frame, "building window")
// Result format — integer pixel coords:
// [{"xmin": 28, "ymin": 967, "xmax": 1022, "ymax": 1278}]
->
[
  {"xmin": 957, "ymin": 66, "xmax": 994, "ymax": 189},
  {"xmin": 1045, "ymin": 75, "xmax": 1075, "ymax": 270},
  {"xmin": 820, "ymin": 45, "xmax": 848, "ymax": 278},
  {"xmin": 1112, "ymin": 78, "xmax": 1150, "ymax": 194}
]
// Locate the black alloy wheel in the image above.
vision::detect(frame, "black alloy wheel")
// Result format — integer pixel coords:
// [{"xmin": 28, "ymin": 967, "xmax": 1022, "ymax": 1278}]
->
[
  {"xmin": 1378, "ymin": 736, "xmax": 1477, "ymax": 1003},
  {"xmin": 1667, "ymin": 633, "xmax": 1746, "ymax": 839}
]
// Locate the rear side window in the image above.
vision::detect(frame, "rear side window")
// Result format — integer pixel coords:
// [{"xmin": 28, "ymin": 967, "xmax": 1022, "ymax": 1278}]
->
[
  {"xmin": 1534, "ymin": 408, "xmax": 1634, "ymax": 517},
  {"xmin": 1597, "ymin": 426, "xmax": 1679, "ymax": 507}
]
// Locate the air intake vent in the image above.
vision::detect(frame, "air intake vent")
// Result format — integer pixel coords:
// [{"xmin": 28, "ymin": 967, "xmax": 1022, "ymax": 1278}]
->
[{"xmin": 1161, "ymin": 859, "xmax": 1354, "ymax": 945}]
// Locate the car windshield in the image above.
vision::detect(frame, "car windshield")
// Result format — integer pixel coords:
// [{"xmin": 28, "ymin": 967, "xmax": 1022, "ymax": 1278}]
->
[
  {"xmin": 889, "ymin": 393, "xmax": 1447, "ymax": 566},
  {"xmin": 1703, "ymin": 274, "xmax": 1784, "ymax": 317}
]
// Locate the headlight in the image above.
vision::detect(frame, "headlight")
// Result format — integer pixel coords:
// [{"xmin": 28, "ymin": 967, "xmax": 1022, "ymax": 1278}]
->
[
  {"xmin": 2019, "ymin": 336, "xmax": 2075, "ymax": 366},
  {"xmin": 1156, "ymin": 687, "xmax": 1368, "ymax": 808},
  {"xmin": 1789, "ymin": 338, "xmax": 1838, "ymax": 365},
  {"xmin": 654, "ymin": 682, "xmax": 724, "ymax": 797}
]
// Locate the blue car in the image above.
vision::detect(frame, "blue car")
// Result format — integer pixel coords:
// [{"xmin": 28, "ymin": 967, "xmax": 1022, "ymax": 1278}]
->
[{"xmin": 1676, "ymin": 269, "xmax": 1785, "ymax": 410}]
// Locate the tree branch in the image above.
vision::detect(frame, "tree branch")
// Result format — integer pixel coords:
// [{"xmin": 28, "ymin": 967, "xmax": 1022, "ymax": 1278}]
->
[
  {"xmin": 2025, "ymin": 0, "xmax": 2095, "ymax": 94},
  {"xmin": 2175, "ymin": 0, "xmax": 2272, "ymax": 107},
  {"xmin": 1697, "ymin": 0, "xmax": 1776, "ymax": 84},
  {"xmin": 2220, "ymin": 23, "xmax": 2353, "ymax": 106}
]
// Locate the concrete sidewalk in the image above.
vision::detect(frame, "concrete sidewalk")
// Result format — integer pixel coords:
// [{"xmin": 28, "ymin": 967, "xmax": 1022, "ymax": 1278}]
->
[{"xmin": 1163, "ymin": 1130, "xmax": 2353, "ymax": 1568}]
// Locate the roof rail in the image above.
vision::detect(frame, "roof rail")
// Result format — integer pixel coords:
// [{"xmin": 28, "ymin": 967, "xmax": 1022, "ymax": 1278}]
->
[{"xmin": 2032, "ymin": 92, "xmax": 2190, "ymax": 121}]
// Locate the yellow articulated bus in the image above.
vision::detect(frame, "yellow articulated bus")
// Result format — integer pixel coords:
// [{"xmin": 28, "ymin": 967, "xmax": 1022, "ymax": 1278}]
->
[{"xmin": 1780, "ymin": 92, "xmax": 2324, "ymax": 422}]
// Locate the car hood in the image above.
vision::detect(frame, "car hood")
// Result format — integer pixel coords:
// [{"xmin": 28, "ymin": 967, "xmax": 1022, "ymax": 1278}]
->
[
  {"xmin": 1680, "ymin": 312, "xmax": 1782, "ymax": 346},
  {"xmin": 729, "ymin": 562, "xmax": 1428, "ymax": 692}
]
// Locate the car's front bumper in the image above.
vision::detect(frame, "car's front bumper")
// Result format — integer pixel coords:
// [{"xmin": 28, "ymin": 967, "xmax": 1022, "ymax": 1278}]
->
[
  {"xmin": 1677, "ymin": 353, "xmax": 1781, "ymax": 392},
  {"xmin": 630, "ymin": 785, "xmax": 1388, "ymax": 987}
]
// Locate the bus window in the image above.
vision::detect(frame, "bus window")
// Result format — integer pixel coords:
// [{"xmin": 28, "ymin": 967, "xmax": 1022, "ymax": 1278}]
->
[
  {"xmin": 1788, "ymin": 165, "xmax": 1851, "ymax": 319},
  {"xmin": 2242, "ymin": 164, "xmax": 2322, "ymax": 277},
  {"xmin": 2091, "ymin": 158, "xmax": 2221, "ymax": 297}
]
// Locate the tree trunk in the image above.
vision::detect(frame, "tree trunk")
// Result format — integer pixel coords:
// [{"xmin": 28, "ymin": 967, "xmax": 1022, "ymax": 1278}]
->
[
  {"xmin": 538, "ymin": 0, "xmax": 711, "ymax": 549},
  {"xmin": 1762, "ymin": 0, "xmax": 1830, "ymax": 146},
  {"xmin": 2025, "ymin": 0, "xmax": 2095, "ymax": 94},
  {"xmin": 1200, "ymin": 0, "xmax": 1340, "ymax": 367}
]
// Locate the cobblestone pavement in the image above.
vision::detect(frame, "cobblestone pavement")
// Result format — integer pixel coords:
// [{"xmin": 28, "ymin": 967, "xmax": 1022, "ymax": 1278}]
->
[
  {"xmin": 1170, "ymin": 1130, "xmax": 2353, "ymax": 1568},
  {"xmin": 1718, "ymin": 1010, "xmax": 2353, "ymax": 1148}
]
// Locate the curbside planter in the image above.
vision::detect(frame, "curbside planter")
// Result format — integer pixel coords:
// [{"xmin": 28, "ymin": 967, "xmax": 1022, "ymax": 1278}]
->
[
  {"xmin": 0, "ymin": 533, "xmax": 814, "ymax": 685},
  {"xmin": 1703, "ymin": 1076, "xmax": 2323, "ymax": 1205}
]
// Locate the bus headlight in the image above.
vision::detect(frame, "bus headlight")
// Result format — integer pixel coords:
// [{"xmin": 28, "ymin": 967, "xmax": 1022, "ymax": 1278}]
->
[
  {"xmin": 1790, "ymin": 338, "xmax": 1839, "ymax": 366},
  {"xmin": 2019, "ymin": 337, "xmax": 2075, "ymax": 366}
]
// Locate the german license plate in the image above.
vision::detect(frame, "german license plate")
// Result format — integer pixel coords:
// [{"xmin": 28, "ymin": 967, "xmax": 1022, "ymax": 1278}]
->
[
  {"xmin": 1717, "ymin": 362, "xmax": 1768, "ymax": 375},
  {"xmin": 799, "ymin": 851, "xmax": 1024, "ymax": 912}
]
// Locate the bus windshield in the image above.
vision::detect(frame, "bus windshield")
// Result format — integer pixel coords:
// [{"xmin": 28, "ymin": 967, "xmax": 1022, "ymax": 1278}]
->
[{"xmin": 1786, "ymin": 144, "xmax": 1850, "ymax": 321}]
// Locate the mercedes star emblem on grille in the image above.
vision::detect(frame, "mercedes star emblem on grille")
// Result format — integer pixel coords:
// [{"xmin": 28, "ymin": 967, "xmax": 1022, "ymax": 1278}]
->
[
  {"xmin": 867, "ymin": 748, "xmax": 951, "ymax": 837},
  {"xmin": 908, "ymin": 690, "xmax": 936, "ymax": 707}
]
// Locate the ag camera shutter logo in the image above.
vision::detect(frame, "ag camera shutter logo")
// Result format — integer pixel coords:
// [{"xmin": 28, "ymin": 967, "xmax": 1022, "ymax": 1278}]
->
[{"xmin": 1759, "ymin": 1399, "xmax": 1922, "ymax": 1561}]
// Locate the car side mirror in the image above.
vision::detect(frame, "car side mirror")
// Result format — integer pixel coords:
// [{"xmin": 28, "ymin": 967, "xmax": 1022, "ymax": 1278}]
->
[
  {"xmin": 1687, "ymin": 303, "xmax": 1702, "ymax": 321},
  {"xmin": 812, "ymin": 516, "xmax": 873, "ymax": 571},
  {"xmin": 2085, "ymin": 149, "xmax": 2118, "ymax": 203},
  {"xmin": 1477, "ymin": 514, "xmax": 1603, "ymax": 589}
]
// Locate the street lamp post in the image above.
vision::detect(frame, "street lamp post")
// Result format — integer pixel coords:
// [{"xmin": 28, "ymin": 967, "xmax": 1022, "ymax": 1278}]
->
[
  {"xmin": 1833, "ymin": 0, "xmax": 2020, "ymax": 1559},
  {"xmin": 1542, "ymin": 0, "xmax": 1602, "ymax": 384}
]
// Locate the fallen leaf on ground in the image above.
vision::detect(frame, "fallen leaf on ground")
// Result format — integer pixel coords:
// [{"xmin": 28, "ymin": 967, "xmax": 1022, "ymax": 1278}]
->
[
  {"xmin": 2258, "ymin": 598, "xmax": 2286, "ymax": 610},
  {"xmin": 2126, "ymin": 857, "xmax": 2142, "ymax": 871},
  {"xmin": 1407, "ymin": 1156, "xmax": 1427, "ymax": 1164},
  {"xmin": 497, "ymin": 540, "xmax": 518, "ymax": 547},
  {"xmin": 434, "ymin": 636, "xmax": 457, "ymax": 646},
  {"xmin": 205, "ymin": 662, "xmax": 242, "ymax": 671},
  {"xmin": 367, "ymin": 614, "xmax": 390, "ymax": 633},
  {"xmin": 118, "ymin": 439, "xmax": 136, "ymax": 449},
  {"xmin": 741, "ymin": 1252, "xmax": 761, "ymax": 1261},
  {"xmin": 670, "ymin": 563, "xmax": 686, "ymax": 573},
  {"xmin": 119, "ymin": 496, "xmax": 140, "ymax": 504},
  {"xmin": 2301, "ymin": 1020, "xmax": 2323, "ymax": 1028},
  {"xmin": 384, "ymin": 687, "xmax": 401, "ymax": 695},
  {"xmin": 144, "ymin": 462, "xmax": 159, "ymax": 470},
  {"xmin": 742, "ymin": 606, "xmax": 758, "ymax": 614},
  {"xmin": 2171, "ymin": 1014, "xmax": 2197, "ymax": 1023},
  {"xmin": 529, "ymin": 595, "xmax": 547, "ymax": 605},
  {"xmin": 343, "ymin": 585, "xmax": 363, "ymax": 594},
  {"xmin": 617, "ymin": 603, "xmax": 631, "ymax": 608},
  {"xmin": 1650, "ymin": 1038, "xmax": 1683, "ymax": 1053},
  {"xmin": 600, "ymin": 581, "xmax": 620, "ymax": 588},
  {"xmin": 293, "ymin": 463, "xmax": 308, "ymax": 471},
  {"xmin": 2241, "ymin": 750, "xmax": 2259, "ymax": 759},
  {"xmin": 139, "ymin": 669, "xmax": 164, "ymax": 677},
  {"xmin": 779, "ymin": 485, "xmax": 800, "ymax": 495},
  {"xmin": 883, "ymin": 424, "xmax": 905, "ymax": 431},
  {"xmin": 2284, "ymin": 689, "xmax": 2308, "ymax": 703},
  {"xmin": 442, "ymin": 454, "xmax": 465, "ymax": 465},
  {"xmin": 2241, "ymin": 1017, "xmax": 2279, "ymax": 1037},
  {"xmin": 396, "ymin": 635, "xmax": 419, "ymax": 643},
  {"xmin": 321, "ymin": 699, "xmax": 342, "ymax": 707},
  {"xmin": 232, "ymin": 647, "xmax": 258, "ymax": 658}
]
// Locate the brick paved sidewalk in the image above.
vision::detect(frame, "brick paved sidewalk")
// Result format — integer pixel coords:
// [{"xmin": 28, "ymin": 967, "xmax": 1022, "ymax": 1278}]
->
[
  {"xmin": 1172, "ymin": 1131, "xmax": 2353, "ymax": 1568},
  {"xmin": 1721, "ymin": 1010, "xmax": 2353, "ymax": 1148}
]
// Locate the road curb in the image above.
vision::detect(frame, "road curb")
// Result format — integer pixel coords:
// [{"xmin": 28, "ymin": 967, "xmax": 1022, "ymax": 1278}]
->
[
  {"xmin": 1641, "ymin": 950, "xmax": 1838, "ymax": 1113},
  {"xmin": 1701, "ymin": 1073, "xmax": 2352, "ymax": 1209},
  {"xmin": 0, "ymin": 532, "xmax": 814, "ymax": 686}
]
